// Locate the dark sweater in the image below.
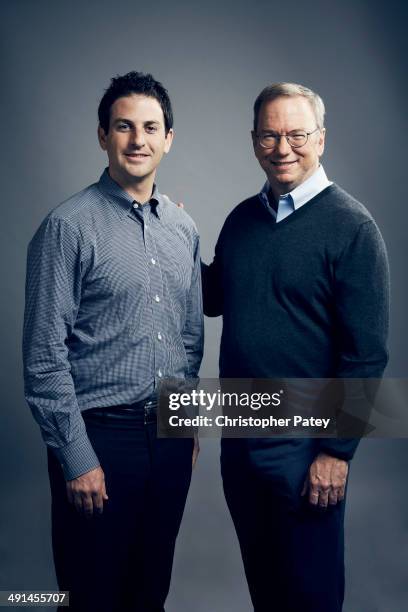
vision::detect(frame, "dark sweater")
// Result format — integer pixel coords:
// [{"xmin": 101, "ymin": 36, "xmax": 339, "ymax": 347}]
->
[{"xmin": 203, "ymin": 184, "xmax": 390, "ymax": 459}]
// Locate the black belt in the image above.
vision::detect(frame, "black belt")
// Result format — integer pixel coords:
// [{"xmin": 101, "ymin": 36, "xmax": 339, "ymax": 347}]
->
[{"xmin": 83, "ymin": 395, "xmax": 158, "ymax": 424}]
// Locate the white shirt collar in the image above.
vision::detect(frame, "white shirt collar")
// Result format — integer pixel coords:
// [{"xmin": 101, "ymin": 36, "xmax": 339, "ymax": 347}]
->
[{"xmin": 260, "ymin": 165, "xmax": 332, "ymax": 212}]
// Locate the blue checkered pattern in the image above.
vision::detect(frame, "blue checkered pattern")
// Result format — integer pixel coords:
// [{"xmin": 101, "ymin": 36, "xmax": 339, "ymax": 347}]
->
[{"xmin": 23, "ymin": 170, "xmax": 204, "ymax": 480}]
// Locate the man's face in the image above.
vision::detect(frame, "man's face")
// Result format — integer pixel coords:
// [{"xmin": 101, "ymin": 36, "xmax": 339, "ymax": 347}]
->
[
  {"xmin": 98, "ymin": 94, "xmax": 173, "ymax": 188},
  {"xmin": 252, "ymin": 95, "xmax": 325, "ymax": 195}
]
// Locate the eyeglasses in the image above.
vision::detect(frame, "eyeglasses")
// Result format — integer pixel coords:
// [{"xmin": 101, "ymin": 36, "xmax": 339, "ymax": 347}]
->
[{"xmin": 256, "ymin": 127, "xmax": 320, "ymax": 149}]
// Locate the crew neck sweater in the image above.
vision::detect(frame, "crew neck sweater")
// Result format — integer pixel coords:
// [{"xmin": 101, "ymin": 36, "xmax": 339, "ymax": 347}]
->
[{"xmin": 203, "ymin": 184, "xmax": 389, "ymax": 458}]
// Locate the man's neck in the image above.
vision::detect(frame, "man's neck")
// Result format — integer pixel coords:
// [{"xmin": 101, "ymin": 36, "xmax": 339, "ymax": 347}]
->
[
  {"xmin": 268, "ymin": 181, "xmax": 294, "ymax": 201},
  {"xmin": 108, "ymin": 169, "xmax": 156, "ymax": 204},
  {"xmin": 268, "ymin": 165, "xmax": 321, "ymax": 201}
]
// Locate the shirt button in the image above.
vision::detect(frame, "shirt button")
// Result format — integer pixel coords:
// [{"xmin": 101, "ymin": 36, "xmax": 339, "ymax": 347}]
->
[
  {"xmin": 151, "ymin": 258, "xmax": 156, "ymax": 265},
  {"xmin": 154, "ymin": 295, "xmax": 160, "ymax": 303},
  {"xmin": 157, "ymin": 369, "xmax": 163, "ymax": 378},
  {"xmin": 133, "ymin": 202, "xmax": 139, "ymax": 209},
  {"xmin": 157, "ymin": 332, "xmax": 162, "ymax": 341}
]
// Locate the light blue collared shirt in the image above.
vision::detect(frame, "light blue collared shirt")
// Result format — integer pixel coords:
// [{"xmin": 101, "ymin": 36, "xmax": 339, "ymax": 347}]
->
[{"xmin": 259, "ymin": 165, "xmax": 333, "ymax": 222}]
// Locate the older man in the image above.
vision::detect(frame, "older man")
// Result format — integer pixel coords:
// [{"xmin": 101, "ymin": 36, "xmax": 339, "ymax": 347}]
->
[{"xmin": 202, "ymin": 83, "xmax": 389, "ymax": 611}]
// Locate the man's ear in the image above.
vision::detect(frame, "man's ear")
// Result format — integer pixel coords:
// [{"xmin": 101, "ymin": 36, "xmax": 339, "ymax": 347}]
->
[
  {"xmin": 251, "ymin": 130, "xmax": 257, "ymax": 146},
  {"xmin": 164, "ymin": 128, "xmax": 174, "ymax": 154},
  {"xmin": 251, "ymin": 130, "xmax": 259, "ymax": 158},
  {"xmin": 98, "ymin": 125, "xmax": 107, "ymax": 151},
  {"xmin": 318, "ymin": 128, "xmax": 326, "ymax": 157}
]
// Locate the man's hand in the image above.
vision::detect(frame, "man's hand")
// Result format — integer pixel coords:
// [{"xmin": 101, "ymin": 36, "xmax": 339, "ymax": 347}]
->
[
  {"xmin": 301, "ymin": 452, "xmax": 348, "ymax": 507},
  {"xmin": 192, "ymin": 434, "xmax": 200, "ymax": 469},
  {"xmin": 66, "ymin": 466, "xmax": 108, "ymax": 517}
]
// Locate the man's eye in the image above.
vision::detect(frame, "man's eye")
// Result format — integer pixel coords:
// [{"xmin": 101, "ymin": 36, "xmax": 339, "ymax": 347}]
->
[
  {"xmin": 289, "ymin": 133, "xmax": 305, "ymax": 140},
  {"xmin": 146, "ymin": 126, "xmax": 158, "ymax": 133},
  {"xmin": 263, "ymin": 134, "xmax": 276, "ymax": 141},
  {"xmin": 117, "ymin": 123, "xmax": 130, "ymax": 131}
]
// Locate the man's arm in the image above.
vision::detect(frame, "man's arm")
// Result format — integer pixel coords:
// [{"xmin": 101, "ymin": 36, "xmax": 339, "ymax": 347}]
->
[
  {"xmin": 201, "ymin": 257, "xmax": 223, "ymax": 317},
  {"xmin": 180, "ymin": 233, "xmax": 204, "ymax": 468},
  {"xmin": 182, "ymin": 232, "xmax": 204, "ymax": 379},
  {"xmin": 303, "ymin": 219, "xmax": 389, "ymax": 506},
  {"xmin": 23, "ymin": 215, "xmax": 107, "ymax": 514},
  {"xmin": 176, "ymin": 201, "xmax": 223, "ymax": 317},
  {"xmin": 321, "ymin": 219, "xmax": 389, "ymax": 459},
  {"xmin": 201, "ymin": 222, "xmax": 227, "ymax": 318}
]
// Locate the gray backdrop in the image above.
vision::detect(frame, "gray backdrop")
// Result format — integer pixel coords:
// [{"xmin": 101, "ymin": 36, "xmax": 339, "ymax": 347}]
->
[{"xmin": 1, "ymin": 0, "xmax": 407, "ymax": 610}]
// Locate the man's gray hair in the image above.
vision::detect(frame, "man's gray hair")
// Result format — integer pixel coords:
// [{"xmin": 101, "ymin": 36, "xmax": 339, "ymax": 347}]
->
[{"xmin": 253, "ymin": 82, "xmax": 325, "ymax": 131}]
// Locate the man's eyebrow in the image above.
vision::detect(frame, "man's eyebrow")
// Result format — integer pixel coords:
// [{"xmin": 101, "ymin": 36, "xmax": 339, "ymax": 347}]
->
[
  {"xmin": 261, "ymin": 128, "xmax": 305, "ymax": 132},
  {"xmin": 112, "ymin": 118, "xmax": 161, "ymax": 126},
  {"xmin": 113, "ymin": 117, "xmax": 133, "ymax": 125}
]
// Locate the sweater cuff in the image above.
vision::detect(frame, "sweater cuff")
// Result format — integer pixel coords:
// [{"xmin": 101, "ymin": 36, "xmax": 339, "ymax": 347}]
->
[
  {"xmin": 318, "ymin": 438, "xmax": 360, "ymax": 461},
  {"xmin": 52, "ymin": 433, "xmax": 100, "ymax": 481}
]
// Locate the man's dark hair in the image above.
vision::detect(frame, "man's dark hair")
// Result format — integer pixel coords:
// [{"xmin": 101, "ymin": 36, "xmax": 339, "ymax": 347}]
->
[{"xmin": 98, "ymin": 71, "xmax": 173, "ymax": 134}]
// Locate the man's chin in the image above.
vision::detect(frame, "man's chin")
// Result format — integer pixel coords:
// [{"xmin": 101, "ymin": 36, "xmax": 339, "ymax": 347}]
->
[
  {"xmin": 268, "ymin": 175, "xmax": 296, "ymax": 192},
  {"xmin": 122, "ymin": 166, "xmax": 154, "ymax": 182},
  {"xmin": 275, "ymin": 171, "xmax": 296, "ymax": 183}
]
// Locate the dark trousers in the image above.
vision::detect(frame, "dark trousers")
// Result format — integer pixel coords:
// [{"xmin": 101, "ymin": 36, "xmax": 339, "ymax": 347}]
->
[
  {"xmin": 221, "ymin": 438, "xmax": 345, "ymax": 612},
  {"xmin": 48, "ymin": 408, "xmax": 193, "ymax": 612}
]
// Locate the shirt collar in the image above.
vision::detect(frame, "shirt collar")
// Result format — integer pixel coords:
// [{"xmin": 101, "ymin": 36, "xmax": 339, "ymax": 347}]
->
[
  {"xmin": 97, "ymin": 168, "xmax": 163, "ymax": 218},
  {"xmin": 260, "ymin": 165, "xmax": 332, "ymax": 215}
]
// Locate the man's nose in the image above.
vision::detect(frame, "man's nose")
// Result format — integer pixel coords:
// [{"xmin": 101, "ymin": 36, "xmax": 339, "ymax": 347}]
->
[
  {"xmin": 130, "ymin": 129, "xmax": 146, "ymax": 147},
  {"xmin": 275, "ymin": 135, "xmax": 291, "ymax": 155}
]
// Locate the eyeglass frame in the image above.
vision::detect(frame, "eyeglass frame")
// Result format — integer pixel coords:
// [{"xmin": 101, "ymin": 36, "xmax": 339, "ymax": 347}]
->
[{"xmin": 255, "ymin": 127, "xmax": 321, "ymax": 149}]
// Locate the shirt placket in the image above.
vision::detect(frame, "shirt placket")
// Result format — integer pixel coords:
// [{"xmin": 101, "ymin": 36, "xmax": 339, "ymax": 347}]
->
[{"xmin": 139, "ymin": 204, "xmax": 167, "ymax": 385}]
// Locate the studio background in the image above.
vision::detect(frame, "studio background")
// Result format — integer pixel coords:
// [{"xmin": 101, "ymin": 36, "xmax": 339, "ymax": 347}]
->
[{"xmin": 1, "ymin": 0, "xmax": 407, "ymax": 610}]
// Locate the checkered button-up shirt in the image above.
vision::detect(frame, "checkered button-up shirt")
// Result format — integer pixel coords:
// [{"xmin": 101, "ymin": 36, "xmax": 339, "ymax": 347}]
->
[{"xmin": 23, "ymin": 170, "xmax": 204, "ymax": 480}]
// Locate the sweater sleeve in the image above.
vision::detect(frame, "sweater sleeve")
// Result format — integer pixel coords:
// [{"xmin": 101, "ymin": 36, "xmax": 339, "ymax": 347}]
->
[
  {"xmin": 201, "ymin": 229, "xmax": 225, "ymax": 319},
  {"xmin": 319, "ymin": 219, "xmax": 390, "ymax": 460},
  {"xmin": 201, "ymin": 260, "xmax": 223, "ymax": 316}
]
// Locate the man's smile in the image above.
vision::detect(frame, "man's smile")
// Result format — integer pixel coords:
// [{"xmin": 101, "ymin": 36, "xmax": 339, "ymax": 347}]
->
[
  {"xmin": 270, "ymin": 160, "xmax": 298, "ymax": 171},
  {"xmin": 271, "ymin": 160, "xmax": 297, "ymax": 166},
  {"xmin": 125, "ymin": 152, "xmax": 150, "ymax": 160}
]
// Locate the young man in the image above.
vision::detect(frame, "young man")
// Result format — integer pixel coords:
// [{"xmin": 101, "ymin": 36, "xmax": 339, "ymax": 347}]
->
[
  {"xmin": 23, "ymin": 72, "xmax": 203, "ymax": 612},
  {"xmin": 202, "ymin": 83, "xmax": 389, "ymax": 612}
]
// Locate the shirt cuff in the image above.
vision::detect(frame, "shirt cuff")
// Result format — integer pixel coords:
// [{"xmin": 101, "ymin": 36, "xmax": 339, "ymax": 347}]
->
[{"xmin": 52, "ymin": 433, "xmax": 100, "ymax": 481}]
